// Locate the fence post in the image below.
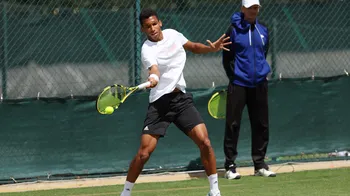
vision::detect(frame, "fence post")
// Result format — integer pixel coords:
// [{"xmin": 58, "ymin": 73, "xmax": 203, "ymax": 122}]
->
[
  {"xmin": 271, "ymin": 18, "xmax": 277, "ymax": 79},
  {"xmin": 1, "ymin": 1, "xmax": 8, "ymax": 99},
  {"xmin": 134, "ymin": 0, "xmax": 141, "ymax": 85}
]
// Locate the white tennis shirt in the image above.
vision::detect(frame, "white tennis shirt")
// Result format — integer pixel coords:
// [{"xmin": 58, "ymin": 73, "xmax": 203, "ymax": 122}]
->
[{"xmin": 141, "ymin": 29, "xmax": 188, "ymax": 103}]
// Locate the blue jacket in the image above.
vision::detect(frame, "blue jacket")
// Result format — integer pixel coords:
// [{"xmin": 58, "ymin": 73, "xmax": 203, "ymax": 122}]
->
[{"xmin": 222, "ymin": 12, "xmax": 271, "ymax": 87}]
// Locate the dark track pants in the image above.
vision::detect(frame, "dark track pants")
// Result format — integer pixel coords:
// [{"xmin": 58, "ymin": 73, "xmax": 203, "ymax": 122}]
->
[{"xmin": 224, "ymin": 81, "xmax": 269, "ymax": 171}]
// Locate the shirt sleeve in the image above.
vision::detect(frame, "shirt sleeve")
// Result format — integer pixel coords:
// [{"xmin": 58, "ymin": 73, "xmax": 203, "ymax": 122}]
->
[
  {"xmin": 177, "ymin": 31, "xmax": 188, "ymax": 45},
  {"xmin": 141, "ymin": 45, "xmax": 157, "ymax": 69}
]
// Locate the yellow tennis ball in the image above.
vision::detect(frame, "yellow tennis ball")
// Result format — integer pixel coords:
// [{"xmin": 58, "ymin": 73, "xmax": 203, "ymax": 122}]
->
[{"xmin": 104, "ymin": 106, "xmax": 114, "ymax": 114}]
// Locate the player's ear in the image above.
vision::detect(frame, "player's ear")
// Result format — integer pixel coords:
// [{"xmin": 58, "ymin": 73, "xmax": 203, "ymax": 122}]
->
[{"xmin": 159, "ymin": 20, "xmax": 162, "ymax": 27}]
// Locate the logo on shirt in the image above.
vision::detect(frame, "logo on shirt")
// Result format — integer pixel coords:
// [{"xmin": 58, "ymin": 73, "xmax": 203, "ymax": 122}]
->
[{"xmin": 169, "ymin": 43, "xmax": 177, "ymax": 53}]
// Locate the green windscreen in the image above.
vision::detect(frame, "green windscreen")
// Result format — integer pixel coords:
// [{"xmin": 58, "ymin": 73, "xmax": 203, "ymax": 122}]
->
[
  {"xmin": 1, "ymin": 77, "xmax": 349, "ymax": 183},
  {"xmin": 0, "ymin": 0, "xmax": 350, "ymax": 184}
]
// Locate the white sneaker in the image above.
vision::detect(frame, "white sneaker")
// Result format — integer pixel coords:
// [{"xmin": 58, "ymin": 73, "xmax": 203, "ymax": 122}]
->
[
  {"xmin": 207, "ymin": 190, "xmax": 221, "ymax": 196},
  {"xmin": 254, "ymin": 168, "xmax": 276, "ymax": 177},
  {"xmin": 224, "ymin": 168, "xmax": 241, "ymax": 180}
]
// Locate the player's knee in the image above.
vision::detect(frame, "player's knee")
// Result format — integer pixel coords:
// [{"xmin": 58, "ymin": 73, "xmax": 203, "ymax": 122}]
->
[
  {"xmin": 138, "ymin": 150, "xmax": 151, "ymax": 163},
  {"xmin": 198, "ymin": 138, "xmax": 212, "ymax": 151}
]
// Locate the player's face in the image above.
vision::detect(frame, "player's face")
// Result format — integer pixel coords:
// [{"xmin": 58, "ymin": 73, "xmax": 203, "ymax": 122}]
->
[
  {"xmin": 242, "ymin": 5, "xmax": 260, "ymax": 24},
  {"xmin": 141, "ymin": 16, "xmax": 163, "ymax": 42}
]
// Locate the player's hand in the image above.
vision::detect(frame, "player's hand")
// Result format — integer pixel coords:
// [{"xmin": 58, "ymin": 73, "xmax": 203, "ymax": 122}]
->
[
  {"xmin": 207, "ymin": 34, "xmax": 231, "ymax": 52},
  {"xmin": 147, "ymin": 77, "xmax": 158, "ymax": 88}
]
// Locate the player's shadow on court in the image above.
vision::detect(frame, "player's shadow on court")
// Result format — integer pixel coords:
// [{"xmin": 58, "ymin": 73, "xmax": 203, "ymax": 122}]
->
[
  {"xmin": 186, "ymin": 157, "xmax": 226, "ymax": 178},
  {"xmin": 187, "ymin": 157, "xmax": 203, "ymax": 171},
  {"xmin": 186, "ymin": 157, "xmax": 208, "ymax": 178}
]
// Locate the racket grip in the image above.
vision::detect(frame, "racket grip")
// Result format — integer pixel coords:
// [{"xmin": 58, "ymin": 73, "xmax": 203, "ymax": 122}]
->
[{"xmin": 137, "ymin": 81, "xmax": 151, "ymax": 90}]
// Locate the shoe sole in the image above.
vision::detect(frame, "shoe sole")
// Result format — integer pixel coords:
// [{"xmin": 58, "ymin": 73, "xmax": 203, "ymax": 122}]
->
[
  {"xmin": 234, "ymin": 175, "xmax": 241, "ymax": 179},
  {"xmin": 254, "ymin": 173, "xmax": 277, "ymax": 177},
  {"xmin": 225, "ymin": 175, "xmax": 241, "ymax": 180}
]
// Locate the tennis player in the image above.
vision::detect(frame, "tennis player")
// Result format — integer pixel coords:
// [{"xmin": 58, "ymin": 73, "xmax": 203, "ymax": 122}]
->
[{"xmin": 120, "ymin": 8, "xmax": 230, "ymax": 196}]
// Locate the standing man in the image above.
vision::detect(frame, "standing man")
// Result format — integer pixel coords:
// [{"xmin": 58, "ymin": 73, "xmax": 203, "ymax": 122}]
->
[
  {"xmin": 120, "ymin": 8, "xmax": 231, "ymax": 196},
  {"xmin": 222, "ymin": 0, "xmax": 276, "ymax": 180}
]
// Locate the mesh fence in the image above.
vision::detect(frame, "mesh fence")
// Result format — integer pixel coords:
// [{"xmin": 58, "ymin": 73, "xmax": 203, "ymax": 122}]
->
[{"xmin": 0, "ymin": 0, "xmax": 349, "ymax": 99}]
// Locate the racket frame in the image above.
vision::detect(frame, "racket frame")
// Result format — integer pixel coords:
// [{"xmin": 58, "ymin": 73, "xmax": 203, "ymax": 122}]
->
[
  {"xmin": 207, "ymin": 90, "xmax": 227, "ymax": 119},
  {"xmin": 96, "ymin": 81, "xmax": 150, "ymax": 114}
]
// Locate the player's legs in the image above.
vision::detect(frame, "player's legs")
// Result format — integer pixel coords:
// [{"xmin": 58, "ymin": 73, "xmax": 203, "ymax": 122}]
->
[
  {"xmin": 126, "ymin": 134, "xmax": 160, "ymax": 182},
  {"xmin": 121, "ymin": 134, "xmax": 160, "ymax": 196},
  {"xmin": 187, "ymin": 124, "xmax": 221, "ymax": 195},
  {"xmin": 128, "ymin": 99, "xmax": 171, "ymax": 180},
  {"xmin": 224, "ymin": 83, "xmax": 246, "ymax": 171},
  {"xmin": 171, "ymin": 92, "xmax": 216, "ymax": 175},
  {"xmin": 246, "ymin": 81, "xmax": 269, "ymax": 170},
  {"xmin": 172, "ymin": 98, "xmax": 216, "ymax": 174},
  {"xmin": 121, "ymin": 99, "xmax": 171, "ymax": 196},
  {"xmin": 187, "ymin": 123, "xmax": 217, "ymax": 175},
  {"xmin": 172, "ymin": 92, "xmax": 220, "ymax": 195}
]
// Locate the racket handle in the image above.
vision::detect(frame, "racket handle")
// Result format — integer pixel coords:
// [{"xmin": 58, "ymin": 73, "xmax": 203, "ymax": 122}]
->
[{"xmin": 137, "ymin": 81, "xmax": 151, "ymax": 90}]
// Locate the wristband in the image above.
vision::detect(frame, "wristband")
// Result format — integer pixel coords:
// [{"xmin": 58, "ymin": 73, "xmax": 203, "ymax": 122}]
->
[{"xmin": 148, "ymin": 74, "xmax": 159, "ymax": 82}]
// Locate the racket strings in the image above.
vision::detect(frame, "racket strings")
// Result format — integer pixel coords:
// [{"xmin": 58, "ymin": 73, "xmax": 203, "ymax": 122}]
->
[
  {"xmin": 96, "ymin": 84, "xmax": 140, "ymax": 114},
  {"xmin": 112, "ymin": 86, "xmax": 127, "ymax": 101},
  {"xmin": 208, "ymin": 91, "xmax": 227, "ymax": 119}
]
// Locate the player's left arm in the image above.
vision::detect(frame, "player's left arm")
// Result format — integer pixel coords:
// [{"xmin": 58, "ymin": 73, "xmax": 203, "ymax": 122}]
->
[{"xmin": 183, "ymin": 34, "xmax": 231, "ymax": 54}]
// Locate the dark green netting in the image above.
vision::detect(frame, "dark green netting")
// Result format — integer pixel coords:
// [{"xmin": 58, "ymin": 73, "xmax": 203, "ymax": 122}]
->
[{"xmin": 1, "ymin": 77, "xmax": 349, "ymax": 183}]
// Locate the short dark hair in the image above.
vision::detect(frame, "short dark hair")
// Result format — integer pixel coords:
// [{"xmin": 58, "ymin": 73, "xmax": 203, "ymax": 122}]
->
[{"xmin": 139, "ymin": 8, "xmax": 159, "ymax": 26}]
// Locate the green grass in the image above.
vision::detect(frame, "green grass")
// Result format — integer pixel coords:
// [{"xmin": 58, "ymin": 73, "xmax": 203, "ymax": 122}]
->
[{"xmin": 1, "ymin": 168, "xmax": 350, "ymax": 196}]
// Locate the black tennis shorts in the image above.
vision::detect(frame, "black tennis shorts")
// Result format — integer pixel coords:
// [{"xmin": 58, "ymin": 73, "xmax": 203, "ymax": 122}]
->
[{"xmin": 142, "ymin": 91, "xmax": 204, "ymax": 136}]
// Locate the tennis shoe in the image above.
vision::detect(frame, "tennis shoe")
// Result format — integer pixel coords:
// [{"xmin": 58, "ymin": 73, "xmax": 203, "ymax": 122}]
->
[
  {"xmin": 254, "ymin": 168, "xmax": 276, "ymax": 177},
  {"xmin": 224, "ymin": 167, "xmax": 241, "ymax": 180},
  {"xmin": 120, "ymin": 189, "xmax": 131, "ymax": 196},
  {"xmin": 207, "ymin": 190, "xmax": 221, "ymax": 196}
]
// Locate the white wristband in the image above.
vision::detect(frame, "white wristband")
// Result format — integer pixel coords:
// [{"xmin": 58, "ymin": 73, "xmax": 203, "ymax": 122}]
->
[{"xmin": 148, "ymin": 74, "xmax": 159, "ymax": 82}]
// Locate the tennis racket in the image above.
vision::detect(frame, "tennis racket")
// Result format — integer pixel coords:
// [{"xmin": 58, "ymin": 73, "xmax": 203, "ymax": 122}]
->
[
  {"xmin": 96, "ymin": 81, "xmax": 150, "ymax": 114},
  {"xmin": 207, "ymin": 90, "xmax": 227, "ymax": 119}
]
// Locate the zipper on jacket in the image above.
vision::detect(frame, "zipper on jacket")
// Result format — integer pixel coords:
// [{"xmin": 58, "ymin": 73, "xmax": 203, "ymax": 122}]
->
[
  {"xmin": 249, "ymin": 28, "xmax": 252, "ymax": 46},
  {"xmin": 252, "ymin": 25, "xmax": 256, "ymax": 85},
  {"xmin": 256, "ymin": 26, "xmax": 265, "ymax": 46}
]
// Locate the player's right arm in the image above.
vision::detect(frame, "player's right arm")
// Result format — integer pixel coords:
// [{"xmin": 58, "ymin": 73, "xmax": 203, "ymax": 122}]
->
[
  {"xmin": 141, "ymin": 45, "xmax": 160, "ymax": 88},
  {"xmin": 147, "ymin": 65, "xmax": 160, "ymax": 88}
]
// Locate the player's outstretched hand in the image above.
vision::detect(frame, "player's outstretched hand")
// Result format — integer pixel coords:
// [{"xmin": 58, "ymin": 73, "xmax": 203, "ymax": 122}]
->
[{"xmin": 207, "ymin": 34, "xmax": 231, "ymax": 52}]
